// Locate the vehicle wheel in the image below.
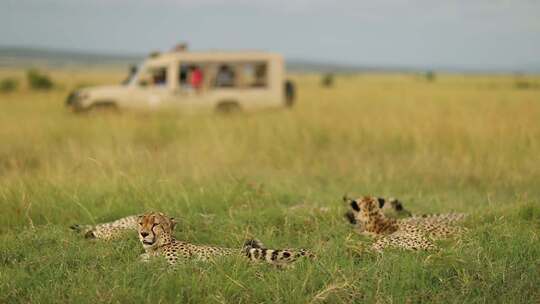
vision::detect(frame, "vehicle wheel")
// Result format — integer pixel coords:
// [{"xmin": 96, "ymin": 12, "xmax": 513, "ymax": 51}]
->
[
  {"xmin": 284, "ymin": 80, "xmax": 295, "ymax": 108},
  {"xmin": 216, "ymin": 101, "xmax": 241, "ymax": 114}
]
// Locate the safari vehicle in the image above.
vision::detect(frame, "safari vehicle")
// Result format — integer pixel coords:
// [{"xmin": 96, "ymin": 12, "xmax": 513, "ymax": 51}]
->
[{"xmin": 66, "ymin": 50, "xmax": 295, "ymax": 113}]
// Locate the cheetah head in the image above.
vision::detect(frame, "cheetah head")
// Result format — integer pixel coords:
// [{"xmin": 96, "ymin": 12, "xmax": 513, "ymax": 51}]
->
[
  {"xmin": 343, "ymin": 195, "xmax": 410, "ymax": 224},
  {"xmin": 137, "ymin": 212, "xmax": 176, "ymax": 249},
  {"xmin": 343, "ymin": 196, "xmax": 384, "ymax": 224}
]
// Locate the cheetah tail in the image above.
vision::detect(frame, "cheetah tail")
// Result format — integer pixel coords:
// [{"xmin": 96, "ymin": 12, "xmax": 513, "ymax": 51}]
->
[
  {"xmin": 294, "ymin": 249, "xmax": 316, "ymax": 260},
  {"xmin": 243, "ymin": 238, "xmax": 265, "ymax": 249}
]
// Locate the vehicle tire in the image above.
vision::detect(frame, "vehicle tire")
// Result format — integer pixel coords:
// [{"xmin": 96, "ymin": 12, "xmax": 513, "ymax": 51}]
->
[
  {"xmin": 284, "ymin": 80, "xmax": 295, "ymax": 108},
  {"xmin": 216, "ymin": 101, "xmax": 241, "ymax": 114}
]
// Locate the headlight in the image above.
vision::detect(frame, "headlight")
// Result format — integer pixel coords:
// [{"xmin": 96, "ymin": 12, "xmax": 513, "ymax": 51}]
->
[{"xmin": 66, "ymin": 91, "xmax": 77, "ymax": 106}]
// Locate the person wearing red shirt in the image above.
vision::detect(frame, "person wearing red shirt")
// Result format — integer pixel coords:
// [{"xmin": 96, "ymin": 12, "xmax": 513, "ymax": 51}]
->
[{"xmin": 190, "ymin": 66, "xmax": 203, "ymax": 92}]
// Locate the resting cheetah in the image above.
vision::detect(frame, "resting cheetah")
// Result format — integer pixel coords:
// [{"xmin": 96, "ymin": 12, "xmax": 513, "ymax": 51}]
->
[
  {"xmin": 346, "ymin": 196, "xmax": 465, "ymax": 251},
  {"xmin": 70, "ymin": 215, "xmax": 139, "ymax": 240},
  {"xmin": 137, "ymin": 212, "xmax": 314, "ymax": 266},
  {"xmin": 343, "ymin": 195, "xmax": 466, "ymax": 232}
]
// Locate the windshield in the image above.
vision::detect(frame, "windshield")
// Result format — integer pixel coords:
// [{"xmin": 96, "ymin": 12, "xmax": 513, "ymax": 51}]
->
[{"xmin": 124, "ymin": 63, "xmax": 143, "ymax": 86}]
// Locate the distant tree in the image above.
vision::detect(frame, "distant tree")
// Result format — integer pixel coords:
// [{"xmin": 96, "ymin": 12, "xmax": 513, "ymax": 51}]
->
[
  {"xmin": 0, "ymin": 78, "xmax": 19, "ymax": 93},
  {"xmin": 321, "ymin": 73, "xmax": 335, "ymax": 87},
  {"xmin": 27, "ymin": 69, "xmax": 53, "ymax": 90},
  {"xmin": 514, "ymin": 75, "xmax": 533, "ymax": 90},
  {"xmin": 515, "ymin": 80, "xmax": 531, "ymax": 90},
  {"xmin": 425, "ymin": 71, "xmax": 436, "ymax": 82}
]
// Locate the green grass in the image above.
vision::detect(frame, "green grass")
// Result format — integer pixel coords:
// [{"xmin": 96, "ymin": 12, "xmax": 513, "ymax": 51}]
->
[{"xmin": 0, "ymin": 70, "xmax": 539, "ymax": 303}]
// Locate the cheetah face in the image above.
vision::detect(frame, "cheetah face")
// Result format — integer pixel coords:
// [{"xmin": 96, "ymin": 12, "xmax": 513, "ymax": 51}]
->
[
  {"xmin": 137, "ymin": 212, "xmax": 176, "ymax": 248},
  {"xmin": 344, "ymin": 196, "xmax": 382, "ymax": 224},
  {"xmin": 343, "ymin": 195, "xmax": 411, "ymax": 224}
]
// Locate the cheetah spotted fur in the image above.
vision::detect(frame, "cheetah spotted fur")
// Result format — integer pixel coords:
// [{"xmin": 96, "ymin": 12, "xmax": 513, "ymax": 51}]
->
[{"xmin": 346, "ymin": 196, "xmax": 466, "ymax": 251}]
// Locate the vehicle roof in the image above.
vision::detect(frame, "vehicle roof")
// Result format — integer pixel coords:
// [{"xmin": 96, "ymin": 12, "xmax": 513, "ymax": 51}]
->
[{"xmin": 145, "ymin": 50, "xmax": 283, "ymax": 64}]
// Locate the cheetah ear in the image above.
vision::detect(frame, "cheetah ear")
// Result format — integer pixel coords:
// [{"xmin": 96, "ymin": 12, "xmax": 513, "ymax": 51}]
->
[
  {"xmin": 350, "ymin": 200, "xmax": 360, "ymax": 212},
  {"xmin": 377, "ymin": 198, "xmax": 386, "ymax": 208}
]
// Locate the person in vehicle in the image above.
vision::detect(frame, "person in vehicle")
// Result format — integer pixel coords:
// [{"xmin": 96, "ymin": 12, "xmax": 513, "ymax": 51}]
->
[
  {"xmin": 190, "ymin": 66, "xmax": 204, "ymax": 92},
  {"xmin": 215, "ymin": 65, "xmax": 235, "ymax": 87},
  {"xmin": 253, "ymin": 64, "xmax": 266, "ymax": 87},
  {"xmin": 152, "ymin": 69, "xmax": 167, "ymax": 86}
]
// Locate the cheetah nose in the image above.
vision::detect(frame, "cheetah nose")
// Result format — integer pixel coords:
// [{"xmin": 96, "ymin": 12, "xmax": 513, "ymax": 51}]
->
[{"xmin": 140, "ymin": 232, "xmax": 149, "ymax": 237}]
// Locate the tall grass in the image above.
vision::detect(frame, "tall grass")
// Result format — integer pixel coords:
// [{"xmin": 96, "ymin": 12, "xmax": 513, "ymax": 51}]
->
[{"xmin": 0, "ymin": 69, "xmax": 539, "ymax": 303}]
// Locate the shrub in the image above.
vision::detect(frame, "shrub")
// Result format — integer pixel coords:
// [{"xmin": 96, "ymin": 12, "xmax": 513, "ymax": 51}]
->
[
  {"xmin": 425, "ymin": 71, "xmax": 436, "ymax": 82},
  {"xmin": 321, "ymin": 73, "xmax": 334, "ymax": 87},
  {"xmin": 27, "ymin": 69, "xmax": 53, "ymax": 90},
  {"xmin": 514, "ymin": 80, "xmax": 539, "ymax": 90},
  {"xmin": 0, "ymin": 78, "xmax": 18, "ymax": 93}
]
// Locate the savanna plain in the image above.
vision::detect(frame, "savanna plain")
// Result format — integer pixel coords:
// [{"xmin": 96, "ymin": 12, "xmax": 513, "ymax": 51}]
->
[{"xmin": 0, "ymin": 68, "xmax": 539, "ymax": 303}]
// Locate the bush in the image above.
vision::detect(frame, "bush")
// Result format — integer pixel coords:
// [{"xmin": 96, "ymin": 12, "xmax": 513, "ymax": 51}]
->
[
  {"xmin": 514, "ymin": 80, "xmax": 539, "ymax": 90},
  {"xmin": 0, "ymin": 78, "xmax": 18, "ymax": 93},
  {"xmin": 425, "ymin": 71, "xmax": 436, "ymax": 82},
  {"xmin": 27, "ymin": 69, "xmax": 53, "ymax": 90},
  {"xmin": 321, "ymin": 73, "xmax": 335, "ymax": 87}
]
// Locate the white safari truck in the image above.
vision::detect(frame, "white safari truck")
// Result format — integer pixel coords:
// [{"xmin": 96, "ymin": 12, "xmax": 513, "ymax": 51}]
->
[{"xmin": 66, "ymin": 50, "xmax": 295, "ymax": 113}]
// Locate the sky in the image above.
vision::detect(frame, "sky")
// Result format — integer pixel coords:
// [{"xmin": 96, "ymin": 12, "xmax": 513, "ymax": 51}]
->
[{"xmin": 1, "ymin": 0, "xmax": 540, "ymax": 70}]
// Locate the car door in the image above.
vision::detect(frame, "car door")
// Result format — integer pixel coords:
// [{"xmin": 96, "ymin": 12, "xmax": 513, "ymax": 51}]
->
[{"xmin": 129, "ymin": 63, "xmax": 176, "ymax": 110}]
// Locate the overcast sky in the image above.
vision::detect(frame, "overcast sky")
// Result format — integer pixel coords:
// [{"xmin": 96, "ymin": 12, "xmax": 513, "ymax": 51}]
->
[{"xmin": 1, "ymin": 0, "xmax": 539, "ymax": 70}]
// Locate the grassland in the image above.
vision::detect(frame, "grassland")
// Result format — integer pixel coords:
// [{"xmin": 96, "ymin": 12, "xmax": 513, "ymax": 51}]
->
[{"xmin": 0, "ymin": 68, "xmax": 539, "ymax": 303}]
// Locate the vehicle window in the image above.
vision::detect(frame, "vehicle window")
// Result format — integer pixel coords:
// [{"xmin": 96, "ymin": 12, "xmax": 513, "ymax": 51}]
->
[
  {"xmin": 139, "ymin": 66, "xmax": 168, "ymax": 87},
  {"xmin": 242, "ymin": 62, "xmax": 267, "ymax": 88},
  {"xmin": 179, "ymin": 63, "xmax": 204, "ymax": 92},
  {"xmin": 207, "ymin": 62, "xmax": 268, "ymax": 89},
  {"xmin": 214, "ymin": 64, "xmax": 236, "ymax": 88}
]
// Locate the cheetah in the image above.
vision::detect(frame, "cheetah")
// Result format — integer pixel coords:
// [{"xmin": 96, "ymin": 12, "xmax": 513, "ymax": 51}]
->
[
  {"xmin": 343, "ymin": 195, "xmax": 466, "ymax": 233},
  {"xmin": 345, "ymin": 196, "xmax": 465, "ymax": 251},
  {"xmin": 137, "ymin": 212, "xmax": 314, "ymax": 266},
  {"xmin": 70, "ymin": 215, "xmax": 139, "ymax": 240}
]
